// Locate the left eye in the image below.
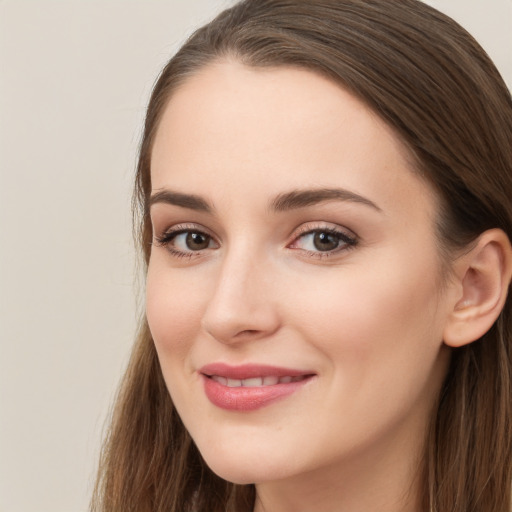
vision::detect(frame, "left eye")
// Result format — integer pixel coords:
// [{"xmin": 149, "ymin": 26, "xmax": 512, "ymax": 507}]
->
[{"xmin": 291, "ymin": 229, "xmax": 356, "ymax": 253}]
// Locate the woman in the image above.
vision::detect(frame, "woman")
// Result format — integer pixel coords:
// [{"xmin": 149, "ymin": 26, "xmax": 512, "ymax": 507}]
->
[{"xmin": 92, "ymin": 1, "xmax": 512, "ymax": 511}]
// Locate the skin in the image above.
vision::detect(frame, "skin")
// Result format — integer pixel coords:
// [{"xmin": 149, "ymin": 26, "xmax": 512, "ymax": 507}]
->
[{"xmin": 146, "ymin": 61, "xmax": 459, "ymax": 512}]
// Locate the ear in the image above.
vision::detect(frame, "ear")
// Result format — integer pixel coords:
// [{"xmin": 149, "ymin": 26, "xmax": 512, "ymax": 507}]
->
[{"xmin": 443, "ymin": 229, "xmax": 512, "ymax": 348}]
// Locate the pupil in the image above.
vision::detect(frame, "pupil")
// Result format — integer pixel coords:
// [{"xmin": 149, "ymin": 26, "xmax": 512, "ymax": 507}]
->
[
  {"xmin": 186, "ymin": 232, "xmax": 209, "ymax": 250},
  {"xmin": 313, "ymin": 232, "xmax": 339, "ymax": 251}
]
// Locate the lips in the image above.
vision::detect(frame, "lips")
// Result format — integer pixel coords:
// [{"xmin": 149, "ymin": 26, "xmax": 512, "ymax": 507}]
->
[{"xmin": 200, "ymin": 363, "xmax": 315, "ymax": 411}]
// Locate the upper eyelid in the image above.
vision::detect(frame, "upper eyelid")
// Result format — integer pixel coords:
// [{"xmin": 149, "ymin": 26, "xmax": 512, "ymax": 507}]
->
[
  {"xmin": 156, "ymin": 222, "xmax": 216, "ymax": 237},
  {"xmin": 291, "ymin": 221, "xmax": 357, "ymax": 239}
]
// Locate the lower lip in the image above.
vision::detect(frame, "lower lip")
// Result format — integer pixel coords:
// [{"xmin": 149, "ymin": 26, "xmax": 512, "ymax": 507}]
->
[{"xmin": 202, "ymin": 375, "xmax": 312, "ymax": 412}]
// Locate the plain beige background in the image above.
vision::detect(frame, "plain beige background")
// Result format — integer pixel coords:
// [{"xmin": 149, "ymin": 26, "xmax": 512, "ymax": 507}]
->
[{"xmin": 0, "ymin": 1, "xmax": 510, "ymax": 511}]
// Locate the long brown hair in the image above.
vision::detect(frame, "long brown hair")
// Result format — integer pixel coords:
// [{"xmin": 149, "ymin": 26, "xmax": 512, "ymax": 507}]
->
[{"xmin": 91, "ymin": 1, "xmax": 512, "ymax": 511}]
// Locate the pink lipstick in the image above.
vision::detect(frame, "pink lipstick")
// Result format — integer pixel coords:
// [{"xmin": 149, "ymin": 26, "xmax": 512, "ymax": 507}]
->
[{"xmin": 200, "ymin": 363, "xmax": 315, "ymax": 411}]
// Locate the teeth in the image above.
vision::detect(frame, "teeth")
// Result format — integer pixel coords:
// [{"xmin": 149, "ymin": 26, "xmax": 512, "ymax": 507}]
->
[
  {"xmin": 244, "ymin": 377, "xmax": 264, "ymax": 387},
  {"xmin": 210, "ymin": 375, "xmax": 305, "ymax": 387},
  {"xmin": 212, "ymin": 375, "xmax": 228, "ymax": 386}
]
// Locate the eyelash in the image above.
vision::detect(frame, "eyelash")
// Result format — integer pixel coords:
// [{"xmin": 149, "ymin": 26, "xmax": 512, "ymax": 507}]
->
[{"xmin": 153, "ymin": 223, "xmax": 358, "ymax": 260}]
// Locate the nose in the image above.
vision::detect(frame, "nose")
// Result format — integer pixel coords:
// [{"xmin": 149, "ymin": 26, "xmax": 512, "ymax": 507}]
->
[{"xmin": 201, "ymin": 249, "xmax": 281, "ymax": 344}]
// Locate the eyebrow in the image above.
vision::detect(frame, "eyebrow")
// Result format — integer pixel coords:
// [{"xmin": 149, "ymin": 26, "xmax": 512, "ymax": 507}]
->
[
  {"xmin": 148, "ymin": 187, "xmax": 382, "ymax": 214},
  {"xmin": 149, "ymin": 189, "xmax": 212, "ymax": 212},
  {"xmin": 270, "ymin": 188, "xmax": 382, "ymax": 212}
]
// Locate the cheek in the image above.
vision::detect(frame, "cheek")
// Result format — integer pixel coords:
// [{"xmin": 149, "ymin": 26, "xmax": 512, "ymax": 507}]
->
[
  {"xmin": 285, "ymin": 254, "xmax": 446, "ymax": 382},
  {"xmin": 146, "ymin": 260, "xmax": 208, "ymax": 359},
  {"xmin": 278, "ymin": 257, "xmax": 448, "ymax": 452}
]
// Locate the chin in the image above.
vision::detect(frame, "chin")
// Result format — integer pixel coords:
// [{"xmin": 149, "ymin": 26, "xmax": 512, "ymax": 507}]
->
[{"xmin": 197, "ymin": 441, "xmax": 297, "ymax": 485}]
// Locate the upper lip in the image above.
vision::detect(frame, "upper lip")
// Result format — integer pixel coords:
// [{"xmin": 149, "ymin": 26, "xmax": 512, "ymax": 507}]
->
[{"xmin": 200, "ymin": 362, "xmax": 315, "ymax": 379}]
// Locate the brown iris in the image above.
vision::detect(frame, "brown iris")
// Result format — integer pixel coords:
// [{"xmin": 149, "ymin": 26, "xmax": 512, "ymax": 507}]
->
[
  {"xmin": 313, "ymin": 232, "xmax": 340, "ymax": 251},
  {"xmin": 186, "ymin": 232, "xmax": 211, "ymax": 250}
]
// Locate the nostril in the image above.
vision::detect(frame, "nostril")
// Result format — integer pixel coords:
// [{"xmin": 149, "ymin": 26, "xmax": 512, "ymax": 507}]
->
[{"xmin": 233, "ymin": 329, "xmax": 261, "ymax": 339}]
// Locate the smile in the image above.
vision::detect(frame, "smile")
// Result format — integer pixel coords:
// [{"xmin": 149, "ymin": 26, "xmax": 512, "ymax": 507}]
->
[
  {"xmin": 210, "ymin": 375, "xmax": 307, "ymax": 387},
  {"xmin": 200, "ymin": 363, "xmax": 315, "ymax": 411}
]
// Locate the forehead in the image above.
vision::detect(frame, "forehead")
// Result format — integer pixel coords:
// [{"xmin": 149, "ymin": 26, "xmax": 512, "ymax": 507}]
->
[{"xmin": 150, "ymin": 60, "xmax": 436, "ymax": 220}]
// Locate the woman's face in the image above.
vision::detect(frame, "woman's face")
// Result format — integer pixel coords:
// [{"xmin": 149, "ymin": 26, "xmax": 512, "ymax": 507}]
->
[{"xmin": 147, "ymin": 62, "xmax": 454, "ymax": 487}]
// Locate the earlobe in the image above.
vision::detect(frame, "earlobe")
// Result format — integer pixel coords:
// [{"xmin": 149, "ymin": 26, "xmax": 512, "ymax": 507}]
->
[{"xmin": 443, "ymin": 229, "xmax": 512, "ymax": 348}]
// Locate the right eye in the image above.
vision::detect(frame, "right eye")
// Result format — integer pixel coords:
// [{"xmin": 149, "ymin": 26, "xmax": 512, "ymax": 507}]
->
[
  {"xmin": 155, "ymin": 226, "xmax": 218, "ymax": 258},
  {"xmin": 173, "ymin": 231, "xmax": 214, "ymax": 251}
]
